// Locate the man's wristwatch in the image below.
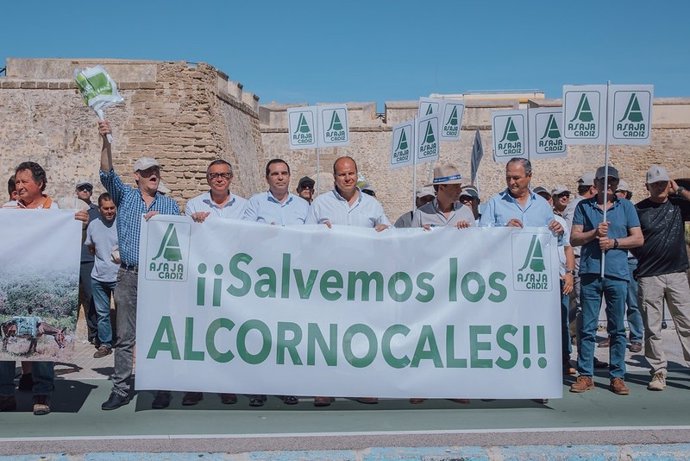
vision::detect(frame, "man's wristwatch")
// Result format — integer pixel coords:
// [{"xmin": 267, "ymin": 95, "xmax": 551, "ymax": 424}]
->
[{"xmin": 613, "ymin": 238, "xmax": 619, "ymax": 249}]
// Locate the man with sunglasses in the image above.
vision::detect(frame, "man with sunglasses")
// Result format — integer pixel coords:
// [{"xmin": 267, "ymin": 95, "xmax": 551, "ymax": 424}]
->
[
  {"xmin": 296, "ymin": 176, "xmax": 315, "ymax": 204},
  {"xmin": 570, "ymin": 166, "xmax": 643, "ymax": 396},
  {"xmin": 97, "ymin": 121, "xmax": 181, "ymax": 411},
  {"xmin": 551, "ymin": 186, "xmax": 571, "ymax": 217},
  {"xmin": 75, "ymin": 181, "xmax": 101, "ymax": 348},
  {"xmin": 185, "ymin": 160, "xmax": 247, "ymax": 222}
]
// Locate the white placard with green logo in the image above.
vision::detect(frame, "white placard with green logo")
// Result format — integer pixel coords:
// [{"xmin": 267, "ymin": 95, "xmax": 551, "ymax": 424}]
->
[
  {"xmin": 562, "ymin": 85, "xmax": 607, "ymax": 145},
  {"xmin": 491, "ymin": 110, "xmax": 527, "ymax": 162},
  {"xmin": 390, "ymin": 120, "xmax": 415, "ymax": 169},
  {"xmin": 528, "ymin": 108, "xmax": 567, "ymax": 158},
  {"xmin": 287, "ymin": 106, "xmax": 318, "ymax": 149},
  {"xmin": 607, "ymin": 84, "xmax": 654, "ymax": 145},
  {"xmin": 415, "ymin": 113, "xmax": 440, "ymax": 164},
  {"xmin": 317, "ymin": 105, "xmax": 350, "ymax": 148},
  {"xmin": 418, "ymin": 97, "xmax": 442, "ymax": 117},
  {"xmin": 135, "ymin": 216, "xmax": 562, "ymax": 399},
  {"xmin": 439, "ymin": 99, "xmax": 465, "ymax": 141}
]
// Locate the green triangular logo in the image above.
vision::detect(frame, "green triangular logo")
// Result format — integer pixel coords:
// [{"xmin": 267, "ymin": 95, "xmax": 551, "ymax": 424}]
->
[
  {"xmin": 423, "ymin": 122, "xmax": 435, "ymax": 144},
  {"xmin": 153, "ymin": 224, "xmax": 182, "ymax": 262},
  {"xmin": 570, "ymin": 94, "xmax": 594, "ymax": 122},
  {"xmin": 425, "ymin": 105, "xmax": 434, "ymax": 115},
  {"xmin": 445, "ymin": 106, "xmax": 458, "ymax": 127},
  {"xmin": 619, "ymin": 93, "xmax": 644, "ymax": 123},
  {"xmin": 499, "ymin": 117, "xmax": 520, "ymax": 142},
  {"xmin": 519, "ymin": 235, "xmax": 545, "ymax": 272},
  {"xmin": 540, "ymin": 114, "xmax": 561, "ymax": 140},
  {"xmin": 294, "ymin": 113, "xmax": 311, "ymax": 134},
  {"xmin": 328, "ymin": 111, "xmax": 343, "ymax": 131},
  {"xmin": 396, "ymin": 130, "xmax": 408, "ymax": 151}
]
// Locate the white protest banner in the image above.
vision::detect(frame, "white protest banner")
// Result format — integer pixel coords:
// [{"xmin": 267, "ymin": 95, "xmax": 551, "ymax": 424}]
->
[
  {"xmin": 317, "ymin": 105, "xmax": 350, "ymax": 148},
  {"xmin": 607, "ymin": 84, "xmax": 654, "ymax": 145},
  {"xmin": 0, "ymin": 210, "xmax": 81, "ymax": 361},
  {"xmin": 562, "ymin": 85, "xmax": 607, "ymax": 145},
  {"xmin": 418, "ymin": 97, "xmax": 442, "ymax": 117},
  {"xmin": 415, "ymin": 113, "xmax": 440, "ymax": 165},
  {"xmin": 528, "ymin": 108, "xmax": 567, "ymax": 159},
  {"xmin": 439, "ymin": 99, "xmax": 465, "ymax": 141},
  {"xmin": 287, "ymin": 106, "xmax": 318, "ymax": 149},
  {"xmin": 390, "ymin": 120, "xmax": 415, "ymax": 169},
  {"xmin": 492, "ymin": 110, "xmax": 527, "ymax": 162},
  {"xmin": 135, "ymin": 217, "xmax": 562, "ymax": 399}
]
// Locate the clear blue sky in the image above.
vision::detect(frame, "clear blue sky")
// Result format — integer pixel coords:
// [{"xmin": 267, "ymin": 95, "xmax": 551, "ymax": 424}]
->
[{"xmin": 3, "ymin": 0, "xmax": 688, "ymax": 108}]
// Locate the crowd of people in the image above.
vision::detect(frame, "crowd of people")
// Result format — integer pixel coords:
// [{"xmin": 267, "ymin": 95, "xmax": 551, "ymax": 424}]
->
[{"xmin": 1, "ymin": 119, "xmax": 689, "ymax": 415}]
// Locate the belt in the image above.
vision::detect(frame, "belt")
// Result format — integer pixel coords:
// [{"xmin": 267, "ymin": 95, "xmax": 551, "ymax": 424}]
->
[{"xmin": 120, "ymin": 263, "xmax": 139, "ymax": 272}]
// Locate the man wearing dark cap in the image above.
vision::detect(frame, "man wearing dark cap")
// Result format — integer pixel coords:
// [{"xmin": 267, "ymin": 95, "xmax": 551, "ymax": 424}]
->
[
  {"xmin": 296, "ymin": 176, "xmax": 315, "ymax": 204},
  {"xmin": 459, "ymin": 185, "xmax": 481, "ymax": 223},
  {"xmin": 75, "ymin": 181, "xmax": 101, "ymax": 347},
  {"xmin": 570, "ymin": 165, "xmax": 643, "ymax": 395}
]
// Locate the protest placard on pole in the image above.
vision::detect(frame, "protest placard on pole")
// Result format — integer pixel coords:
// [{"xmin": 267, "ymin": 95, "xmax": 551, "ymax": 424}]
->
[
  {"xmin": 528, "ymin": 108, "xmax": 567, "ymax": 159},
  {"xmin": 607, "ymin": 84, "xmax": 654, "ymax": 145},
  {"xmin": 562, "ymin": 85, "xmax": 607, "ymax": 145},
  {"xmin": 287, "ymin": 106, "xmax": 318, "ymax": 149},
  {"xmin": 492, "ymin": 110, "xmax": 527, "ymax": 162},
  {"xmin": 317, "ymin": 105, "xmax": 350, "ymax": 148},
  {"xmin": 439, "ymin": 99, "xmax": 465, "ymax": 141},
  {"xmin": 390, "ymin": 120, "xmax": 415, "ymax": 169},
  {"xmin": 415, "ymin": 113, "xmax": 440, "ymax": 165},
  {"xmin": 418, "ymin": 97, "xmax": 442, "ymax": 117}
]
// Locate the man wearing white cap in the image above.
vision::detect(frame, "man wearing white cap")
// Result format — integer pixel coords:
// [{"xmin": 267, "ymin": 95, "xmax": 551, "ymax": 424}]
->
[
  {"xmin": 551, "ymin": 185, "xmax": 571, "ymax": 217},
  {"xmin": 411, "ymin": 164, "xmax": 474, "ymax": 228},
  {"xmin": 459, "ymin": 185, "xmax": 481, "ymax": 224},
  {"xmin": 97, "ymin": 121, "xmax": 180, "ymax": 411},
  {"xmin": 394, "ymin": 186, "xmax": 435, "ymax": 228},
  {"xmin": 570, "ymin": 165, "xmax": 643, "ymax": 396},
  {"xmin": 633, "ymin": 165, "xmax": 690, "ymax": 391}
]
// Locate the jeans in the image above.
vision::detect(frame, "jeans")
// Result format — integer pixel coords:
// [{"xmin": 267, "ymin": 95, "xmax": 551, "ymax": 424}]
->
[
  {"xmin": 80, "ymin": 261, "xmax": 98, "ymax": 342},
  {"xmin": 0, "ymin": 361, "xmax": 54, "ymax": 396},
  {"xmin": 577, "ymin": 274, "xmax": 628, "ymax": 379},
  {"xmin": 625, "ymin": 258, "xmax": 644, "ymax": 343},
  {"xmin": 561, "ymin": 280, "xmax": 572, "ymax": 361},
  {"xmin": 91, "ymin": 278, "xmax": 117, "ymax": 348},
  {"xmin": 111, "ymin": 268, "xmax": 138, "ymax": 397}
]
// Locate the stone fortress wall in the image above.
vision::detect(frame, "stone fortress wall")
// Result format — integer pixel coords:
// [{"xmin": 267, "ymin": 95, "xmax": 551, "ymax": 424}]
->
[{"xmin": 2, "ymin": 58, "xmax": 690, "ymax": 221}]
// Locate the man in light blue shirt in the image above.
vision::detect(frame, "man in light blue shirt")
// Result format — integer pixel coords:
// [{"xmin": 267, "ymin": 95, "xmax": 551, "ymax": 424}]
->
[
  {"xmin": 244, "ymin": 159, "xmax": 309, "ymax": 225},
  {"xmin": 480, "ymin": 158, "xmax": 563, "ymax": 235},
  {"xmin": 185, "ymin": 160, "xmax": 247, "ymax": 222},
  {"xmin": 306, "ymin": 156, "xmax": 390, "ymax": 231}
]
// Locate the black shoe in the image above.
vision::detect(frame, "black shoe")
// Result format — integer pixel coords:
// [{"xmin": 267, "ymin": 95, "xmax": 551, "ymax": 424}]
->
[
  {"xmin": 102, "ymin": 392, "xmax": 130, "ymax": 410},
  {"xmin": 17, "ymin": 373, "xmax": 33, "ymax": 391},
  {"xmin": 282, "ymin": 395, "xmax": 299, "ymax": 405},
  {"xmin": 152, "ymin": 391, "xmax": 172, "ymax": 409},
  {"xmin": 182, "ymin": 392, "xmax": 203, "ymax": 406},
  {"xmin": 248, "ymin": 395, "xmax": 267, "ymax": 407},
  {"xmin": 0, "ymin": 395, "xmax": 17, "ymax": 412},
  {"xmin": 220, "ymin": 393, "xmax": 237, "ymax": 405},
  {"xmin": 628, "ymin": 342, "xmax": 642, "ymax": 353}
]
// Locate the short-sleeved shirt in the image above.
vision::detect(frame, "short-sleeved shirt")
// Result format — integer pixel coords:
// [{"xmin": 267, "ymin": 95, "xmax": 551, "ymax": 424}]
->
[
  {"xmin": 394, "ymin": 210, "xmax": 415, "ymax": 228},
  {"xmin": 100, "ymin": 169, "xmax": 180, "ymax": 266},
  {"xmin": 243, "ymin": 191, "xmax": 309, "ymax": 225},
  {"xmin": 633, "ymin": 197, "xmax": 690, "ymax": 278},
  {"xmin": 554, "ymin": 214, "xmax": 571, "ymax": 275},
  {"xmin": 184, "ymin": 191, "xmax": 247, "ymax": 220},
  {"xmin": 80, "ymin": 203, "xmax": 101, "ymax": 263},
  {"xmin": 573, "ymin": 197, "xmax": 640, "ymax": 280},
  {"xmin": 306, "ymin": 188, "xmax": 391, "ymax": 228},
  {"xmin": 84, "ymin": 216, "xmax": 120, "ymax": 283},
  {"xmin": 411, "ymin": 199, "xmax": 476, "ymax": 228},
  {"xmin": 480, "ymin": 189, "xmax": 555, "ymax": 228}
]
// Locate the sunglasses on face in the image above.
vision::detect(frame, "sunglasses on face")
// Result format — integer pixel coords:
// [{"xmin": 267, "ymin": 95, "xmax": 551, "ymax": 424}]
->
[
  {"xmin": 139, "ymin": 167, "xmax": 160, "ymax": 178},
  {"xmin": 208, "ymin": 173, "xmax": 231, "ymax": 180},
  {"xmin": 557, "ymin": 193, "xmax": 570, "ymax": 198},
  {"xmin": 77, "ymin": 186, "xmax": 92, "ymax": 192}
]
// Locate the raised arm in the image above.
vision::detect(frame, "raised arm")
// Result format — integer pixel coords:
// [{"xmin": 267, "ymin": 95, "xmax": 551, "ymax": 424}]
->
[{"xmin": 99, "ymin": 120, "xmax": 113, "ymax": 172}]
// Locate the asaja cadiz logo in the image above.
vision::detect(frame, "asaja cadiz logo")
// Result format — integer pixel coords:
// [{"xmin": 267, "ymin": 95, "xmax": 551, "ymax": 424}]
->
[
  {"xmin": 497, "ymin": 116, "xmax": 522, "ymax": 155},
  {"xmin": 292, "ymin": 113, "xmax": 314, "ymax": 145},
  {"xmin": 418, "ymin": 120, "xmax": 437, "ymax": 158},
  {"xmin": 615, "ymin": 93, "xmax": 647, "ymax": 138},
  {"xmin": 513, "ymin": 234, "xmax": 550, "ymax": 291},
  {"xmin": 442, "ymin": 105, "xmax": 459, "ymax": 137},
  {"xmin": 324, "ymin": 110, "xmax": 346, "ymax": 142},
  {"xmin": 148, "ymin": 223, "xmax": 189, "ymax": 281},
  {"xmin": 538, "ymin": 114, "xmax": 563, "ymax": 152},
  {"xmin": 393, "ymin": 128, "xmax": 411, "ymax": 164},
  {"xmin": 567, "ymin": 93, "xmax": 597, "ymax": 137}
]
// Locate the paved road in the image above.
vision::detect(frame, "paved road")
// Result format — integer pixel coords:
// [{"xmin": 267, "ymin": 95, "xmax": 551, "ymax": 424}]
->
[{"xmin": 1, "ymin": 329, "xmax": 689, "ymax": 459}]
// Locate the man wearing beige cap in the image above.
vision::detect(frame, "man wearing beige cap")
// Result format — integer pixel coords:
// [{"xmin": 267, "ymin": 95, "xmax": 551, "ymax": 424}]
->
[
  {"xmin": 97, "ymin": 120, "xmax": 180, "ymax": 411},
  {"xmin": 459, "ymin": 185, "xmax": 481, "ymax": 223},
  {"xmin": 551, "ymin": 185, "xmax": 571, "ymax": 217},
  {"xmin": 633, "ymin": 165, "xmax": 690, "ymax": 391},
  {"xmin": 411, "ymin": 164, "xmax": 474, "ymax": 229}
]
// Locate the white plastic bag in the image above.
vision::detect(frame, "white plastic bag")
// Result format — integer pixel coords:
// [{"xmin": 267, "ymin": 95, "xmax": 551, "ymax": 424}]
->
[{"xmin": 74, "ymin": 65, "xmax": 123, "ymax": 142}]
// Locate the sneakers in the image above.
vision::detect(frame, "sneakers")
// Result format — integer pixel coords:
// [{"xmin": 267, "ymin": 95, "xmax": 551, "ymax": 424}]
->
[
  {"xmin": 569, "ymin": 375, "xmax": 594, "ymax": 393},
  {"xmin": 0, "ymin": 395, "xmax": 17, "ymax": 412},
  {"xmin": 152, "ymin": 391, "xmax": 172, "ymax": 409},
  {"xmin": 32, "ymin": 395, "xmax": 50, "ymax": 415},
  {"xmin": 102, "ymin": 392, "xmax": 130, "ymax": 410},
  {"xmin": 628, "ymin": 342, "xmax": 643, "ymax": 353},
  {"xmin": 648, "ymin": 372, "xmax": 666, "ymax": 391},
  {"xmin": 610, "ymin": 378, "xmax": 630, "ymax": 395},
  {"xmin": 93, "ymin": 345, "xmax": 112, "ymax": 358}
]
